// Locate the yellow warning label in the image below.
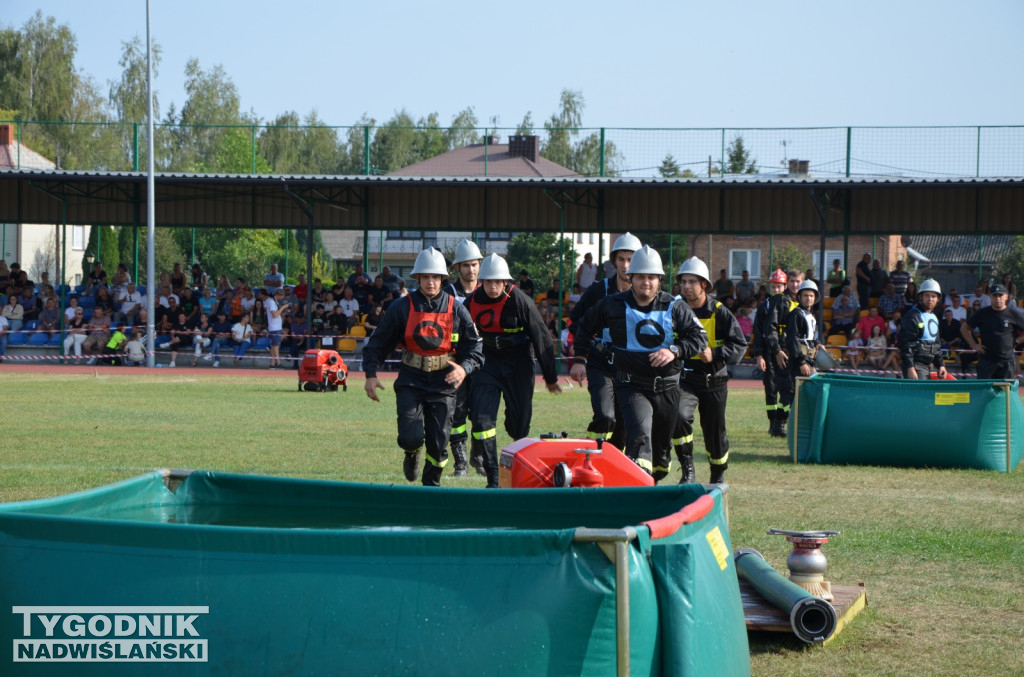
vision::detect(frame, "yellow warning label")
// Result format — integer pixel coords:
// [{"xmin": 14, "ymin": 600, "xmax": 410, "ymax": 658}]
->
[
  {"xmin": 935, "ymin": 392, "xmax": 970, "ymax": 405},
  {"xmin": 706, "ymin": 526, "xmax": 730, "ymax": 571}
]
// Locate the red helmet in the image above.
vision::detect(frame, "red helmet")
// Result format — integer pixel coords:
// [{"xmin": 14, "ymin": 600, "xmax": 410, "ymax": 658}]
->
[{"xmin": 769, "ymin": 269, "xmax": 788, "ymax": 284}]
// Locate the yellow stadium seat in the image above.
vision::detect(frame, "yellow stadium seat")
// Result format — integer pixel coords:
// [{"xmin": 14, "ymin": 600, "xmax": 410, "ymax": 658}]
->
[
  {"xmin": 859, "ymin": 309, "xmax": 870, "ymax": 318},
  {"xmin": 869, "ymin": 297, "xmax": 879, "ymax": 308},
  {"xmin": 349, "ymin": 325, "xmax": 367, "ymax": 338},
  {"xmin": 822, "ymin": 297, "xmax": 835, "ymax": 309},
  {"xmin": 336, "ymin": 337, "xmax": 357, "ymax": 353},
  {"xmin": 827, "ymin": 334, "xmax": 848, "ymax": 346}
]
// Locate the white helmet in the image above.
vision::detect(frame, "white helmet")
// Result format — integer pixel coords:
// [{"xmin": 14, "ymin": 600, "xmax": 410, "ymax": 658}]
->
[
  {"xmin": 610, "ymin": 232, "xmax": 642, "ymax": 254},
  {"xmin": 797, "ymin": 279, "xmax": 819, "ymax": 299},
  {"xmin": 627, "ymin": 245, "xmax": 664, "ymax": 276},
  {"xmin": 919, "ymin": 278, "xmax": 942, "ymax": 297},
  {"xmin": 676, "ymin": 256, "xmax": 711, "ymax": 285},
  {"xmin": 452, "ymin": 238, "xmax": 483, "ymax": 265},
  {"xmin": 410, "ymin": 247, "xmax": 449, "ymax": 276},
  {"xmin": 478, "ymin": 253, "xmax": 513, "ymax": 281}
]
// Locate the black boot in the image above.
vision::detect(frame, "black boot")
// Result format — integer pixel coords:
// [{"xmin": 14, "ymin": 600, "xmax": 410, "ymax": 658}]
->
[
  {"xmin": 709, "ymin": 466, "xmax": 726, "ymax": 484},
  {"xmin": 451, "ymin": 440, "xmax": 468, "ymax": 477},
  {"xmin": 402, "ymin": 449, "xmax": 422, "ymax": 482},
  {"xmin": 469, "ymin": 445, "xmax": 486, "ymax": 476},
  {"xmin": 679, "ymin": 454, "xmax": 696, "ymax": 484}
]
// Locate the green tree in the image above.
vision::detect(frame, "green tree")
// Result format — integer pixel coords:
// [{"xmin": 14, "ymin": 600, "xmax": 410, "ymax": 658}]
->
[
  {"xmin": 720, "ymin": 134, "xmax": 757, "ymax": 175},
  {"xmin": 771, "ymin": 244, "xmax": 810, "ymax": 275},
  {"xmin": 108, "ymin": 36, "xmax": 161, "ymax": 169},
  {"xmin": 995, "ymin": 236, "xmax": 1024, "ymax": 292},
  {"xmin": 515, "ymin": 111, "xmax": 534, "ymax": 136},
  {"xmin": 166, "ymin": 58, "xmax": 243, "ymax": 172},
  {"xmin": 340, "ymin": 114, "xmax": 374, "ymax": 174},
  {"xmin": 370, "ymin": 109, "xmax": 417, "ymax": 174},
  {"xmin": 444, "ymin": 106, "xmax": 479, "ymax": 149},
  {"xmin": 657, "ymin": 153, "xmax": 698, "ymax": 178},
  {"xmin": 541, "ymin": 89, "xmax": 583, "ymax": 170},
  {"xmin": 505, "ymin": 232, "xmax": 576, "ymax": 296},
  {"xmin": 259, "ymin": 111, "xmax": 303, "ymax": 173}
]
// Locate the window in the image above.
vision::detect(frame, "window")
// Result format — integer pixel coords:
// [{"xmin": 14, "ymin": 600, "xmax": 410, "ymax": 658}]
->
[
  {"xmin": 386, "ymin": 230, "xmax": 434, "ymax": 239},
  {"xmin": 589, "ymin": 233, "xmax": 595, "ymax": 245},
  {"xmin": 576, "ymin": 233, "xmax": 584, "ymax": 244},
  {"xmin": 729, "ymin": 249, "xmax": 760, "ymax": 279},
  {"xmin": 812, "ymin": 250, "xmax": 845, "ymax": 271},
  {"xmin": 73, "ymin": 225, "xmax": 86, "ymax": 250}
]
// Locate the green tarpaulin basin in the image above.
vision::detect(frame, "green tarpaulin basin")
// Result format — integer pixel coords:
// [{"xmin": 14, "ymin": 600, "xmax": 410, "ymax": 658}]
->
[
  {"xmin": 0, "ymin": 470, "xmax": 750, "ymax": 676},
  {"xmin": 790, "ymin": 373, "xmax": 1024, "ymax": 471}
]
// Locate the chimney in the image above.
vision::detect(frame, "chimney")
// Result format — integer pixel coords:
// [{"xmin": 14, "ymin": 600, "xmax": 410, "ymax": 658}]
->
[
  {"xmin": 485, "ymin": 134, "xmax": 501, "ymax": 146},
  {"xmin": 508, "ymin": 135, "xmax": 539, "ymax": 162},
  {"xmin": 0, "ymin": 124, "xmax": 11, "ymax": 146},
  {"xmin": 788, "ymin": 159, "xmax": 810, "ymax": 176}
]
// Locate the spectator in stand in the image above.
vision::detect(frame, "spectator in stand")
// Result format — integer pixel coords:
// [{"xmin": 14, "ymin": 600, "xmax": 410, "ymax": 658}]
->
[
  {"xmin": 855, "ymin": 253, "xmax": 872, "ymax": 308},
  {"xmin": 889, "ymin": 260, "xmax": 911, "ymax": 296},
  {"xmin": 363, "ymin": 304, "xmax": 384, "ymax": 336},
  {"xmin": 945, "ymin": 290, "xmax": 967, "ymax": 320},
  {"xmin": 846, "ymin": 327, "xmax": 866, "ymax": 370},
  {"xmin": 877, "ymin": 282, "xmax": 904, "ymax": 320},
  {"xmin": 999, "ymin": 273, "xmax": 1017, "ymax": 302},
  {"xmin": 282, "ymin": 286, "xmax": 300, "ymax": 314},
  {"xmin": 214, "ymin": 274, "xmax": 233, "ymax": 299},
  {"xmin": 327, "ymin": 305, "xmax": 349, "ymax": 343},
  {"xmin": 64, "ymin": 295, "xmax": 81, "ymax": 323},
  {"xmin": 156, "ymin": 285, "xmax": 178, "ymax": 309},
  {"xmin": 291, "ymin": 273, "xmax": 307, "ymax": 308},
  {"xmin": 283, "ymin": 311, "xmax": 307, "ymax": 368},
  {"xmin": 856, "ymin": 305, "xmax": 887, "ymax": 341},
  {"xmin": 309, "ymin": 304, "xmax": 328, "ymax": 345},
  {"xmin": 82, "ymin": 307, "xmax": 111, "ymax": 364},
  {"xmin": 321, "ymin": 292, "xmax": 337, "ymax": 314},
  {"xmin": 517, "ymin": 270, "xmax": 535, "ymax": 299},
  {"xmin": 380, "ymin": 266, "xmax": 402, "ymax": 295},
  {"xmin": 367, "ymin": 276, "xmax": 388, "ymax": 308},
  {"xmin": 569, "ymin": 283, "xmax": 583, "ymax": 304},
  {"xmin": 735, "ymin": 270, "xmax": 756, "ymax": 306},
  {"xmin": 712, "ymin": 269, "xmax": 734, "ymax": 301},
  {"xmin": 18, "ymin": 286, "xmax": 39, "ymax": 322},
  {"xmin": 102, "ymin": 324, "xmax": 129, "ymax": 365},
  {"xmin": 346, "ymin": 265, "xmax": 365, "ymax": 287},
  {"xmin": 197, "ymin": 286, "xmax": 217, "ymax": 319},
  {"xmin": 190, "ymin": 263, "xmax": 207, "ymax": 290},
  {"xmin": 156, "ymin": 296, "xmax": 181, "ymax": 326},
  {"xmin": 310, "ymin": 278, "xmax": 328, "ymax": 306},
  {"xmin": 179, "ymin": 287, "xmax": 200, "ymax": 325},
  {"xmin": 263, "ymin": 263, "xmax": 285, "ymax": 297},
  {"xmin": 352, "ymin": 274, "xmax": 371, "ymax": 313},
  {"xmin": 124, "ymin": 327, "xmax": 147, "ymax": 366},
  {"xmin": 338, "ymin": 286, "xmax": 360, "ymax": 331},
  {"xmin": 826, "ymin": 258, "xmax": 847, "ymax": 298},
  {"xmin": 63, "ymin": 307, "xmax": 88, "ymax": 362},
  {"xmin": 250, "ymin": 298, "xmax": 267, "ymax": 335},
  {"xmin": 91, "ymin": 286, "xmax": 115, "ymax": 317},
  {"xmin": 159, "ymin": 311, "xmax": 194, "ymax": 368},
  {"xmin": 866, "ymin": 324, "xmax": 893, "ymax": 370},
  {"xmin": 0, "ymin": 312, "xmax": 6, "ymax": 363},
  {"xmin": 576, "ymin": 252, "xmax": 599, "ymax": 291},
  {"xmin": 231, "ymin": 312, "xmax": 255, "ymax": 362},
  {"xmin": 903, "ymin": 279, "xmax": 918, "ymax": 308},
  {"xmin": 967, "ymin": 298, "xmax": 983, "ymax": 320},
  {"xmin": 169, "ymin": 262, "xmax": 188, "ymax": 294},
  {"xmin": 233, "ymin": 277, "xmax": 249, "ymax": 299},
  {"xmin": 736, "ymin": 306, "xmax": 753, "ymax": 341},
  {"xmin": 86, "ymin": 261, "xmax": 107, "ymax": 294},
  {"xmin": 191, "ymin": 313, "xmax": 214, "ymax": 366},
  {"xmin": 265, "ymin": 288, "xmax": 289, "ymax": 369},
  {"xmin": 0, "ymin": 261, "xmax": 9, "ymax": 296},
  {"xmin": 2, "ymin": 290, "xmax": 24, "ymax": 331},
  {"xmin": 38, "ymin": 297, "xmax": 60, "ymax": 336},
  {"xmin": 545, "ymin": 279, "xmax": 565, "ymax": 305},
  {"xmin": 887, "ymin": 309, "xmax": 903, "ymax": 340},
  {"xmin": 396, "ymin": 279, "xmax": 409, "ymax": 298},
  {"xmin": 116, "ymin": 282, "xmax": 144, "ymax": 324},
  {"xmin": 870, "ymin": 259, "xmax": 889, "ymax": 299},
  {"xmin": 939, "ymin": 308, "xmax": 964, "ymax": 352},
  {"xmin": 206, "ymin": 311, "xmax": 234, "ymax": 367},
  {"xmin": 967, "ymin": 281, "xmax": 992, "ymax": 310},
  {"xmin": 240, "ymin": 288, "xmax": 256, "ymax": 315},
  {"xmin": 829, "ymin": 284, "xmax": 860, "ymax": 336}
]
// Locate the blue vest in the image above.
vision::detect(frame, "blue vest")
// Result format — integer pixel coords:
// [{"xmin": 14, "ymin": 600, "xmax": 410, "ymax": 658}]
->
[{"xmin": 623, "ymin": 305, "xmax": 674, "ymax": 352}]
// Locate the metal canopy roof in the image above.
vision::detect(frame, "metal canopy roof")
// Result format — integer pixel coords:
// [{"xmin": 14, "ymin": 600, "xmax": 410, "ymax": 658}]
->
[{"xmin": 1, "ymin": 169, "xmax": 1022, "ymax": 235}]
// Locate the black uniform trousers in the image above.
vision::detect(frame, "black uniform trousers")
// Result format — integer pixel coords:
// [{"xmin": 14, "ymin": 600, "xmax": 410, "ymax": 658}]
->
[
  {"xmin": 978, "ymin": 358, "xmax": 1016, "ymax": 380},
  {"xmin": 586, "ymin": 361, "xmax": 626, "ymax": 450},
  {"xmin": 614, "ymin": 381, "xmax": 680, "ymax": 483},
  {"xmin": 395, "ymin": 377, "xmax": 455, "ymax": 487},
  {"xmin": 674, "ymin": 380, "xmax": 730, "ymax": 471},
  {"xmin": 760, "ymin": 357, "xmax": 779, "ymax": 421},
  {"xmin": 450, "ymin": 375, "xmax": 471, "ymax": 445},
  {"xmin": 775, "ymin": 358, "xmax": 796, "ymax": 422},
  {"xmin": 470, "ymin": 357, "xmax": 536, "ymax": 487}
]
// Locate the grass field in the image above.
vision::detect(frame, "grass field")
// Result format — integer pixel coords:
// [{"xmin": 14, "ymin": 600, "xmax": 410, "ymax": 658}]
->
[{"xmin": 2, "ymin": 370, "xmax": 1023, "ymax": 676}]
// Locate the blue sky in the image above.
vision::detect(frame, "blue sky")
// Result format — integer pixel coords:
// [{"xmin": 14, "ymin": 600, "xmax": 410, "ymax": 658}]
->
[{"xmin": 7, "ymin": 0, "xmax": 1023, "ymax": 131}]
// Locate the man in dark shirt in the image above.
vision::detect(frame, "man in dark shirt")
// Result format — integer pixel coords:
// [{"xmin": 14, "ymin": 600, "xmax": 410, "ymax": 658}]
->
[
  {"xmin": 960, "ymin": 284, "xmax": 1024, "ymax": 379},
  {"xmin": 517, "ymin": 270, "xmax": 535, "ymax": 299},
  {"xmin": 855, "ymin": 253, "xmax": 872, "ymax": 308}
]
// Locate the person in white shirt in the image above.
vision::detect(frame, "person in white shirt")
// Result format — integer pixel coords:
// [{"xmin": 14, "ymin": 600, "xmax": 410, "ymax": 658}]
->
[
  {"xmin": 117, "ymin": 282, "xmax": 144, "ymax": 324},
  {"xmin": 338, "ymin": 287, "xmax": 360, "ymax": 330},
  {"xmin": 265, "ymin": 288, "xmax": 290, "ymax": 368},
  {"xmin": 576, "ymin": 252, "xmax": 598, "ymax": 290}
]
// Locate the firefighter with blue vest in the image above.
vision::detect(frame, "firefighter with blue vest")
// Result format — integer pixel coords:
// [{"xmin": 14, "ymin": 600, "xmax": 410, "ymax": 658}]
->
[
  {"xmin": 899, "ymin": 278, "xmax": 947, "ymax": 379},
  {"xmin": 568, "ymin": 232, "xmax": 642, "ymax": 449},
  {"xmin": 570, "ymin": 246, "xmax": 707, "ymax": 481},
  {"xmin": 672, "ymin": 257, "xmax": 748, "ymax": 484},
  {"xmin": 466, "ymin": 253, "xmax": 562, "ymax": 487},
  {"xmin": 750, "ymin": 269, "xmax": 790, "ymax": 436},
  {"xmin": 362, "ymin": 247, "xmax": 483, "ymax": 486},
  {"xmin": 446, "ymin": 238, "xmax": 484, "ymax": 476}
]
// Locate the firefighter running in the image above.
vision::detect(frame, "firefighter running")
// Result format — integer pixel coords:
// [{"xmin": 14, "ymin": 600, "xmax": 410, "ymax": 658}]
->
[
  {"xmin": 672, "ymin": 257, "xmax": 748, "ymax": 484},
  {"xmin": 568, "ymin": 232, "xmax": 642, "ymax": 448},
  {"xmin": 466, "ymin": 254, "xmax": 562, "ymax": 487},
  {"xmin": 362, "ymin": 247, "xmax": 483, "ymax": 486},
  {"xmin": 570, "ymin": 245, "xmax": 708, "ymax": 482},
  {"xmin": 446, "ymin": 238, "xmax": 484, "ymax": 476}
]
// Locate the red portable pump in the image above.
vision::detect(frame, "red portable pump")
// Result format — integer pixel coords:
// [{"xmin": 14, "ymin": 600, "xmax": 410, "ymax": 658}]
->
[
  {"xmin": 499, "ymin": 434, "xmax": 654, "ymax": 488},
  {"xmin": 297, "ymin": 349, "xmax": 348, "ymax": 392}
]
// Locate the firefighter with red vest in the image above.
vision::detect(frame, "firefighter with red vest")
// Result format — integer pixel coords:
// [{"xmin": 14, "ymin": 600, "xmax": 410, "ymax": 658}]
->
[
  {"xmin": 765, "ymin": 269, "xmax": 804, "ymax": 437},
  {"xmin": 363, "ymin": 247, "xmax": 483, "ymax": 486},
  {"xmin": 467, "ymin": 253, "xmax": 562, "ymax": 487},
  {"xmin": 568, "ymin": 232, "xmax": 642, "ymax": 448},
  {"xmin": 672, "ymin": 257, "xmax": 747, "ymax": 484},
  {"xmin": 446, "ymin": 238, "xmax": 484, "ymax": 476},
  {"xmin": 571, "ymin": 246, "xmax": 707, "ymax": 482}
]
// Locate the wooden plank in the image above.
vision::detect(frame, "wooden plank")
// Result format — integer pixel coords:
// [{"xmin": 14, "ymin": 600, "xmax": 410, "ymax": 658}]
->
[{"xmin": 741, "ymin": 580, "xmax": 867, "ymax": 640}]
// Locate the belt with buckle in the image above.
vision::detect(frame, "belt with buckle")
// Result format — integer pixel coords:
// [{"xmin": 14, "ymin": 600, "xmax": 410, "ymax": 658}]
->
[
  {"xmin": 401, "ymin": 350, "xmax": 450, "ymax": 372},
  {"xmin": 683, "ymin": 370, "xmax": 729, "ymax": 388},
  {"xmin": 616, "ymin": 371, "xmax": 678, "ymax": 393}
]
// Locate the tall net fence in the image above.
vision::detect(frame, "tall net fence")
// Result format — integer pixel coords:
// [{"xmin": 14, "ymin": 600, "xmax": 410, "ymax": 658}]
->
[{"xmin": 3, "ymin": 120, "xmax": 1023, "ymax": 179}]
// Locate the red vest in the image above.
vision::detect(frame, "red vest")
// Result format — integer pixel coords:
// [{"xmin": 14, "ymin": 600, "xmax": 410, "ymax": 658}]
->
[
  {"xmin": 403, "ymin": 295, "xmax": 454, "ymax": 356},
  {"xmin": 468, "ymin": 286, "xmax": 514, "ymax": 335}
]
